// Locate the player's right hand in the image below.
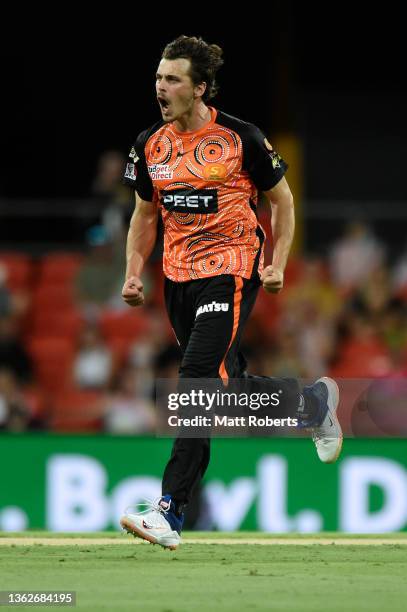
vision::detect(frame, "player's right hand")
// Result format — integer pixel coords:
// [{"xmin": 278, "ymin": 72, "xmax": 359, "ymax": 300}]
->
[
  {"xmin": 260, "ymin": 265, "xmax": 284, "ymax": 294},
  {"xmin": 122, "ymin": 276, "xmax": 144, "ymax": 307}
]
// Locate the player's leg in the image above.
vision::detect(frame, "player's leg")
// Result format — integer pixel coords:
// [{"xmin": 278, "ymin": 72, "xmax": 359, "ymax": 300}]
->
[
  {"xmin": 161, "ymin": 275, "xmax": 241, "ymax": 513},
  {"xmin": 221, "ymin": 276, "xmax": 304, "ymax": 419},
  {"xmin": 121, "ymin": 278, "xmax": 196, "ymax": 549},
  {"xmin": 121, "ymin": 276, "xmax": 239, "ymax": 548},
  {"xmin": 227, "ymin": 276, "xmax": 342, "ymax": 462}
]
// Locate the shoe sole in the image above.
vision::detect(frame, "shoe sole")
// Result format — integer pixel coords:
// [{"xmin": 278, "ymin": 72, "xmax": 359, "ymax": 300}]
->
[
  {"xmin": 120, "ymin": 517, "xmax": 178, "ymax": 550},
  {"xmin": 316, "ymin": 376, "xmax": 343, "ymax": 463}
]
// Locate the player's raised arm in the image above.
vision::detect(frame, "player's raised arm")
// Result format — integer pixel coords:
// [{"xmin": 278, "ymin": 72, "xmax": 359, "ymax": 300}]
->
[
  {"xmin": 122, "ymin": 194, "xmax": 158, "ymax": 307},
  {"xmin": 260, "ymin": 176, "xmax": 295, "ymax": 294}
]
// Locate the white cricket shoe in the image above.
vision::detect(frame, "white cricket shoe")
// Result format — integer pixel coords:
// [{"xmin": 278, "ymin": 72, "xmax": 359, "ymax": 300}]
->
[
  {"xmin": 302, "ymin": 376, "xmax": 343, "ymax": 463},
  {"xmin": 120, "ymin": 496, "xmax": 182, "ymax": 550}
]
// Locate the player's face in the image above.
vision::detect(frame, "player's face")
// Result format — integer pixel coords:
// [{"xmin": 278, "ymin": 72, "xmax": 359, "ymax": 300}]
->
[{"xmin": 156, "ymin": 58, "xmax": 199, "ymax": 122}]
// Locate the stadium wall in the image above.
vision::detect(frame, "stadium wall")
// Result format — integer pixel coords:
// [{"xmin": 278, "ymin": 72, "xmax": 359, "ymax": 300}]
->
[{"xmin": 0, "ymin": 436, "xmax": 406, "ymax": 533}]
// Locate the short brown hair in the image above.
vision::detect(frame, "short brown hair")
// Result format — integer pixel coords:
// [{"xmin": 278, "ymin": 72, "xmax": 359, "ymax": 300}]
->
[{"xmin": 162, "ymin": 35, "xmax": 224, "ymax": 102}]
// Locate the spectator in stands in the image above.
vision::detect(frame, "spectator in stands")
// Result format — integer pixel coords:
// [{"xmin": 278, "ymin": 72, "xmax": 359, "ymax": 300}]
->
[
  {"xmin": 74, "ymin": 225, "xmax": 127, "ymax": 319},
  {"xmin": 0, "ymin": 315, "xmax": 33, "ymax": 383},
  {"xmin": 283, "ymin": 258, "xmax": 339, "ymax": 319},
  {"xmin": 354, "ymin": 262, "xmax": 392, "ymax": 316},
  {"xmin": 274, "ymin": 259, "xmax": 339, "ymax": 377},
  {"xmin": 129, "ymin": 306, "xmax": 173, "ymax": 363},
  {"xmin": 73, "ymin": 323, "xmax": 113, "ymax": 390},
  {"xmin": 0, "ymin": 265, "xmax": 12, "ymax": 317},
  {"xmin": 103, "ymin": 364, "xmax": 156, "ymax": 434},
  {"xmin": 392, "ymin": 248, "xmax": 407, "ymax": 298},
  {"xmin": 0, "ymin": 368, "xmax": 30, "ymax": 432},
  {"xmin": 330, "ymin": 221, "xmax": 385, "ymax": 293},
  {"xmin": 92, "ymin": 150, "xmax": 133, "ymax": 241},
  {"xmin": 261, "ymin": 328, "xmax": 305, "ymax": 378},
  {"xmin": 330, "ymin": 310, "xmax": 392, "ymax": 377},
  {"xmin": 297, "ymin": 302, "xmax": 337, "ymax": 378},
  {"xmin": 0, "ymin": 262, "xmax": 29, "ymax": 319},
  {"xmin": 379, "ymin": 298, "xmax": 407, "ymax": 372}
]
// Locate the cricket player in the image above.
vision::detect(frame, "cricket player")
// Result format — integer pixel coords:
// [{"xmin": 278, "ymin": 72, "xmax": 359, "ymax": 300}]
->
[{"xmin": 120, "ymin": 35, "xmax": 342, "ymax": 549}]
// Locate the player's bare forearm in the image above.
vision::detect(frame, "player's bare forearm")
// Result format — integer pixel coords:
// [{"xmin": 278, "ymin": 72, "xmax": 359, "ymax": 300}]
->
[
  {"xmin": 122, "ymin": 195, "xmax": 158, "ymax": 307},
  {"xmin": 271, "ymin": 196, "xmax": 295, "ymax": 270},
  {"xmin": 270, "ymin": 179, "xmax": 295, "ymax": 273},
  {"xmin": 261, "ymin": 177, "xmax": 295, "ymax": 293},
  {"xmin": 125, "ymin": 195, "xmax": 158, "ymax": 280}
]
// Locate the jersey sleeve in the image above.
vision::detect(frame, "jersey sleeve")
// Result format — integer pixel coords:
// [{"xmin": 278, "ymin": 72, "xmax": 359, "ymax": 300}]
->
[
  {"xmin": 243, "ymin": 124, "xmax": 288, "ymax": 191},
  {"xmin": 123, "ymin": 131, "xmax": 154, "ymax": 201}
]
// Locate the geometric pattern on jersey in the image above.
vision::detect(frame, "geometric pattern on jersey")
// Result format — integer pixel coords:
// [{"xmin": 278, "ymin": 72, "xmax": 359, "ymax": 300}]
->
[{"xmin": 124, "ymin": 107, "xmax": 288, "ymax": 282}]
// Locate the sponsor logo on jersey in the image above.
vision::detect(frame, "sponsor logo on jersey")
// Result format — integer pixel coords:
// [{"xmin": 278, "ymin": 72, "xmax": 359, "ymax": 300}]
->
[
  {"xmin": 269, "ymin": 151, "xmax": 282, "ymax": 169},
  {"xmin": 148, "ymin": 164, "xmax": 174, "ymax": 180},
  {"xmin": 203, "ymin": 163, "xmax": 227, "ymax": 181},
  {"xmin": 124, "ymin": 163, "xmax": 137, "ymax": 181},
  {"xmin": 263, "ymin": 139, "xmax": 283, "ymax": 169},
  {"xmin": 196, "ymin": 301, "xmax": 230, "ymax": 318},
  {"xmin": 161, "ymin": 188, "xmax": 218, "ymax": 213},
  {"xmin": 129, "ymin": 146, "xmax": 139, "ymax": 163}
]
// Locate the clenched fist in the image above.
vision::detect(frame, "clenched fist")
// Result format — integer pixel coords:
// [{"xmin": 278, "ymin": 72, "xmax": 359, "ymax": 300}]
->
[
  {"xmin": 122, "ymin": 276, "xmax": 145, "ymax": 307},
  {"xmin": 260, "ymin": 265, "xmax": 284, "ymax": 294}
]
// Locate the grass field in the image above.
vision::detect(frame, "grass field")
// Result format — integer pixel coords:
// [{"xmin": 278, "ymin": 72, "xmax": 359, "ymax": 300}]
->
[{"xmin": 0, "ymin": 532, "xmax": 406, "ymax": 611}]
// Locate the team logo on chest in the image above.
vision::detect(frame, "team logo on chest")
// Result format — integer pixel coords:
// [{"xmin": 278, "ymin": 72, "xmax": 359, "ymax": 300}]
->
[{"xmin": 203, "ymin": 163, "xmax": 227, "ymax": 181}]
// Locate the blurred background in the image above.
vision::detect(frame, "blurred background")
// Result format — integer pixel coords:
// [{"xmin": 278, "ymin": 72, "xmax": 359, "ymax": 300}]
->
[{"xmin": 0, "ymin": 9, "xmax": 405, "ymax": 533}]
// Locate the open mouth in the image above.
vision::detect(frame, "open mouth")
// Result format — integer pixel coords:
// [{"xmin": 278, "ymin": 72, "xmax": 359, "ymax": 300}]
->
[{"xmin": 158, "ymin": 96, "xmax": 170, "ymax": 112}]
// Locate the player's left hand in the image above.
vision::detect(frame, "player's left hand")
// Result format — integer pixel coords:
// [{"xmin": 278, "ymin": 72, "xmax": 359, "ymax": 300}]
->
[
  {"xmin": 260, "ymin": 265, "xmax": 284, "ymax": 294},
  {"xmin": 122, "ymin": 275, "xmax": 145, "ymax": 307}
]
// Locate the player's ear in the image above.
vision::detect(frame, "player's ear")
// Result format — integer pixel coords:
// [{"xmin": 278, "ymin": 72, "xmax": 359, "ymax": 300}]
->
[{"xmin": 194, "ymin": 82, "xmax": 207, "ymax": 99}]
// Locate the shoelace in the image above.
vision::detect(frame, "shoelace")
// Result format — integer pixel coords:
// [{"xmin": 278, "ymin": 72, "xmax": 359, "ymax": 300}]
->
[
  {"xmin": 312, "ymin": 427, "xmax": 338, "ymax": 444},
  {"xmin": 125, "ymin": 497, "xmax": 169, "ymax": 517}
]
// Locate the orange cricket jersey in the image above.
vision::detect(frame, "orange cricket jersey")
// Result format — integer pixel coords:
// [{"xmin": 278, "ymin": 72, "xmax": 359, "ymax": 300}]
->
[{"xmin": 123, "ymin": 107, "xmax": 288, "ymax": 282}]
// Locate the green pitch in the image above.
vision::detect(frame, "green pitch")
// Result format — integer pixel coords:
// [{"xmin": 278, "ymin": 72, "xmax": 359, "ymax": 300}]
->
[{"xmin": 0, "ymin": 532, "xmax": 406, "ymax": 612}]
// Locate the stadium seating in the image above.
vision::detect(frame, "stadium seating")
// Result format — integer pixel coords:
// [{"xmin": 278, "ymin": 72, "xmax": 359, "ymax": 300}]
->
[
  {"xmin": 26, "ymin": 336, "xmax": 75, "ymax": 391},
  {"xmin": 28, "ymin": 309, "xmax": 84, "ymax": 342},
  {"xmin": 50, "ymin": 390, "xmax": 104, "ymax": 432},
  {"xmin": 0, "ymin": 253, "xmax": 33, "ymax": 292},
  {"xmin": 99, "ymin": 310, "xmax": 149, "ymax": 342},
  {"xmin": 37, "ymin": 253, "xmax": 83, "ymax": 286}
]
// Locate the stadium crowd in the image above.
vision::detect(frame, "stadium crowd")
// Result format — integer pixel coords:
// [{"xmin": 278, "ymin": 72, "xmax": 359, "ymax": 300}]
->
[{"xmin": 0, "ymin": 152, "xmax": 405, "ymax": 434}]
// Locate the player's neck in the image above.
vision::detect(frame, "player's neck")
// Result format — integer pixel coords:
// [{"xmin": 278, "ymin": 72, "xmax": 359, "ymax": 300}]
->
[{"xmin": 173, "ymin": 102, "xmax": 211, "ymax": 133}]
